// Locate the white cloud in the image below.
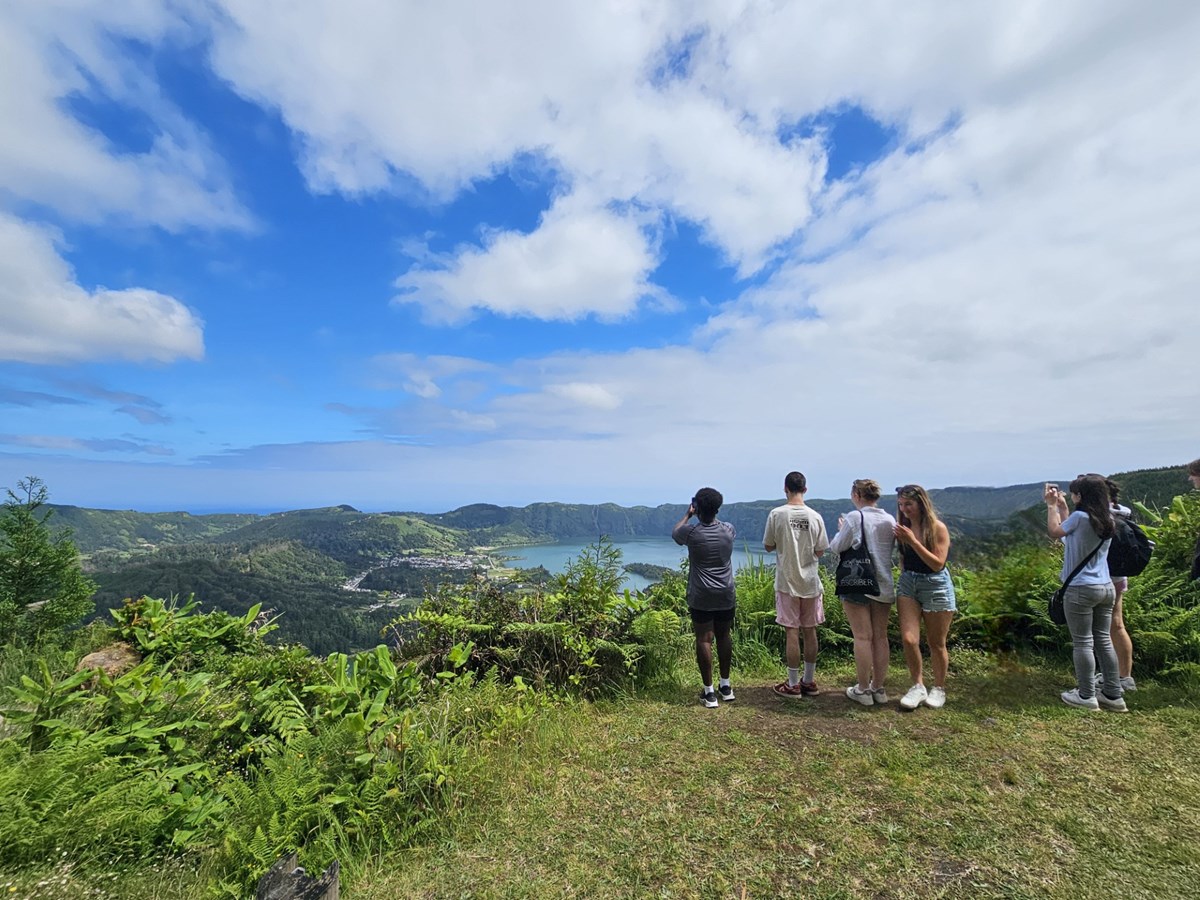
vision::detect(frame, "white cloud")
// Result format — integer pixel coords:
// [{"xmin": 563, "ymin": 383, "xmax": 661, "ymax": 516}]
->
[
  {"xmin": 0, "ymin": 214, "xmax": 205, "ymax": 364},
  {"xmin": 545, "ymin": 382, "xmax": 621, "ymax": 412},
  {"xmin": 395, "ymin": 197, "xmax": 661, "ymax": 322},
  {"xmin": 366, "ymin": 353, "xmax": 495, "ymax": 398},
  {"xmin": 0, "ymin": 2, "xmax": 250, "ymax": 231},
  {"xmin": 204, "ymin": 0, "xmax": 829, "ymax": 279}
]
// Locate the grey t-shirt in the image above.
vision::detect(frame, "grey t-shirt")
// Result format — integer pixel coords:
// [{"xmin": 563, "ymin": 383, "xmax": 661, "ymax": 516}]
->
[{"xmin": 672, "ymin": 519, "xmax": 736, "ymax": 610}]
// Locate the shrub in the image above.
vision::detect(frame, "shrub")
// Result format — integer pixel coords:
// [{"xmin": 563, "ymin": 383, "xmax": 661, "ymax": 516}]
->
[
  {"xmin": 1123, "ymin": 492, "xmax": 1200, "ymax": 682},
  {"xmin": 953, "ymin": 544, "xmax": 1063, "ymax": 653},
  {"xmin": 391, "ymin": 539, "xmax": 688, "ymax": 695},
  {"xmin": 0, "ymin": 594, "xmax": 492, "ymax": 897}
]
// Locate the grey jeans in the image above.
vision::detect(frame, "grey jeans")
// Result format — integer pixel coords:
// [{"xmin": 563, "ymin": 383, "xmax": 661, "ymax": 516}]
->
[{"xmin": 1063, "ymin": 582, "xmax": 1121, "ymax": 699}]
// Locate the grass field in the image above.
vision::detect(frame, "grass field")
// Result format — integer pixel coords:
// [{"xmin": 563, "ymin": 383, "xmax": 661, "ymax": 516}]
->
[{"xmin": 355, "ymin": 652, "xmax": 1200, "ymax": 900}]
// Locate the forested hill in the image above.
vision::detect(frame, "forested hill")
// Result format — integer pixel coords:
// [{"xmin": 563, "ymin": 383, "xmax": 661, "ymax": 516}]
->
[
  {"xmin": 52, "ymin": 504, "xmax": 464, "ymax": 559},
  {"xmin": 45, "ymin": 504, "xmax": 256, "ymax": 554}
]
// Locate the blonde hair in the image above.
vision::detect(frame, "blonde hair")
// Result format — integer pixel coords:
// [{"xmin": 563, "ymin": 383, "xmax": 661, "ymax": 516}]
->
[
  {"xmin": 852, "ymin": 479, "xmax": 881, "ymax": 502},
  {"xmin": 897, "ymin": 484, "xmax": 941, "ymax": 551}
]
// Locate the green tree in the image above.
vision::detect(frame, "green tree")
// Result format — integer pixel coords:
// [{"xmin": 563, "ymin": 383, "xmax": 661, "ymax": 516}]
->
[{"xmin": 0, "ymin": 477, "xmax": 96, "ymax": 645}]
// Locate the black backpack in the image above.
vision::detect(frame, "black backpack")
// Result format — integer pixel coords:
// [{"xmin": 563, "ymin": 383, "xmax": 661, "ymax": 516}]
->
[{"xmin": 1107, "ymin": 515, "xmax": 1154, "ymax": 577}]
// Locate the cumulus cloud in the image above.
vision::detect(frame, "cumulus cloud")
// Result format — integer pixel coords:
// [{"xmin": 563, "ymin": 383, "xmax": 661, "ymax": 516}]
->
[
  {"xmin": 395, "ymin": 198, "xmax": 662, "ymax": 322},
  {"xmin": 0, "ymin": 215, "xmax": 205, "ymax": 364},
  {"xmin": 0, "ymin": 1, "xmax": 250, "ymax": 231},
  {"xmin": 205, "ymin": 0, "xmax": 828, "ymax": 280}
]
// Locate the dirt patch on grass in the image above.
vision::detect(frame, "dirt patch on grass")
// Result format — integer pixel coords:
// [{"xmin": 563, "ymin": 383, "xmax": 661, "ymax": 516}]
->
[{"xmin": 722, "ymin": 682, "xmax": 944, "ymax": 746}]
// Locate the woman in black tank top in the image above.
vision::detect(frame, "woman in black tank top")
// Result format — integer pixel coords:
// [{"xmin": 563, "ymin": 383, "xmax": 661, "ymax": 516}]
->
[
  {"xmin": 893, "ymin": 484, "xmax": 956, "ymax": 710},
  {"xmin": 900, "ymin": 542, "xmax": 935, "ymax": 575}
]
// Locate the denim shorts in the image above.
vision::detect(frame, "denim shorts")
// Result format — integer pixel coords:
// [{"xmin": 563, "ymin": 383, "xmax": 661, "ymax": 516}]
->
[{"xmin": 897, "ymin": 568, "xmax": 957, "ymax": 613}]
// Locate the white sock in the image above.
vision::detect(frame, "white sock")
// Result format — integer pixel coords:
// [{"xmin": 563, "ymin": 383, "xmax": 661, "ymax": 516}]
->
[
  {"xmin": 719, "ymin": 677, "xmax": 730, "ymax": 688},
  {"xmin": 787, "ymin": 667, "xmax": 800, "ymax": 687},
  {"xmin": 703, "ymin": 684, "xmax": 714, "ymax": 694},
  {"xmin": 803, "ymin": 662, "xmax": 816, "ymax": 682}
]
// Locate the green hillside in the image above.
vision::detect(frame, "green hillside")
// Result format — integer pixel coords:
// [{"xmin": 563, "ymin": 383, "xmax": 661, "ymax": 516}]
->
[
  {"xmin": 88, "ymin": 542, "xmax": 393, "ymax": 655},
  {"xmin": 47, "ymin": 504, "xmax": 256, "ymax": 555},
  {"xmin": 217, "ymin": 506, "xmax": 464, "ymax": 566},
  {"xmin": 1107, "ymin": 464, "xmax": 1190, "ymax": 511}
]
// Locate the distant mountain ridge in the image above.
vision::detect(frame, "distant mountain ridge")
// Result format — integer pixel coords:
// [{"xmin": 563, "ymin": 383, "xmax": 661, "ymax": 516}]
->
[{"xmin": 50, "ymin": 465, "xmax": 1188, "ymax": 557}]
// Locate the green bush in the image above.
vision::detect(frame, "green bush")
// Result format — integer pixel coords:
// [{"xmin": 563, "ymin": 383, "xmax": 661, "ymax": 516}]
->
[
  {"xmin": 953, "ymin": 544, "xmax": 1063, "ymax": 653},
  {"xmin": 1123, "ymin": 492, "xmax": 1200, "ymax": 682},
  {"xmin": 392, "ymin": 539, "xmax": 689, "ymax": 695}
]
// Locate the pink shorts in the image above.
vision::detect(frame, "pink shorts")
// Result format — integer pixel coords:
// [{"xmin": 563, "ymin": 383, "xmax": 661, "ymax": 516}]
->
[{"xmin": 775, "ymin": 591, "xmax": 825, "ymax": 629}]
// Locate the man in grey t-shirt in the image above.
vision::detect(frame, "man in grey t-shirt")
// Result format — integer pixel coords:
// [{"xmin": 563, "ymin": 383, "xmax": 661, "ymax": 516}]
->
[{"xmin": 672, "ymin": 487, "xmax": 736, "ymax": 708}]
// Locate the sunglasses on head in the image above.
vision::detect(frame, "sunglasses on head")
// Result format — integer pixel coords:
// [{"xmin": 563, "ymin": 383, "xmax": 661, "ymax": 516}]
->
[{"xmin": 895, "ymin": 485, "xmax": 919, "ymax": 496}]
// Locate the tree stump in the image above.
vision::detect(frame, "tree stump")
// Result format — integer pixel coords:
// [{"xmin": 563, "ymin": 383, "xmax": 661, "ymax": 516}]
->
[{"xmin": 255, "ymin": 853, "xmax": 339, "ymax": 900}]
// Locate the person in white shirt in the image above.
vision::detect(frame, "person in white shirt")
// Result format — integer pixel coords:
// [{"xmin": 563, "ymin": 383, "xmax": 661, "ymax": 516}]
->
[
  {"xmin": 828, "ymin": 479, "xmax": 897, "ymax": 706},
  {"xmin": 763, "ymin": 471, "xmax": 829, "ymax": 698}
]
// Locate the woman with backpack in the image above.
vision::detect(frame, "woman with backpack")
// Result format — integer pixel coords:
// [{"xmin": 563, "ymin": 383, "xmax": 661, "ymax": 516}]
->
[
  {"xmin": 830, "ymin": 479, "xmax": 897, "ymax": 706},
  {"xmin": 1045, "ymin": 474, "xmax": 1126, "ymax": 711}
]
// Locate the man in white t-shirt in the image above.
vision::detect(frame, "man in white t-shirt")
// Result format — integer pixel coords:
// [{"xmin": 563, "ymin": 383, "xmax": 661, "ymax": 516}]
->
[{"xmin": 763, "ymin": 471, "xmax": 829, "ymax": 698}]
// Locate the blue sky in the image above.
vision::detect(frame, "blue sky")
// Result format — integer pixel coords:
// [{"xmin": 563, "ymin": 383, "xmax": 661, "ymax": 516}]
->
[{"xmin": 2, "ymin": 2, "xmax": 1198, "ymax": 513}]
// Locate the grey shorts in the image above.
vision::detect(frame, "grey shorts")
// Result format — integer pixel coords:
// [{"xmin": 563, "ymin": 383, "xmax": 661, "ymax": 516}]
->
[{"xmin": 897, "ymin": 568, "xmax": 957, "ymax": 613}]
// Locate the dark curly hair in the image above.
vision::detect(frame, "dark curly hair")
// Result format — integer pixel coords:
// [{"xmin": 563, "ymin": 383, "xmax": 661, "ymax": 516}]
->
[{"xmin": 693, "ymin": 487, "xmax": 723, "ymax": 524}]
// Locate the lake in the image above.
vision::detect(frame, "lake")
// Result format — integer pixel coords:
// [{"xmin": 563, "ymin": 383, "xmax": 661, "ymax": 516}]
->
[{"xmin": 496, "ymin": 536, "xmax": 769, "ymax": 592}]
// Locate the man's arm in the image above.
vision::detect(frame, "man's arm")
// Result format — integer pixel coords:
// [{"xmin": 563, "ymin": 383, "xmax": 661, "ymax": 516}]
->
[{"xmin": 672, "ymin": 503, "xmax": 696, "ymax": 546}]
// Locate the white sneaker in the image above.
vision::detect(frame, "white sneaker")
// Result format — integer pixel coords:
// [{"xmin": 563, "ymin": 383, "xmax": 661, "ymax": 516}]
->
[
  {"xmin": 1060, "ymin": 688, "xmax": 1100, "ymax": 710},
  {"xmin": 871, "ymin": 687, "xmax": 889, "ymax": 705},
  {"xmin": 846, "ymin": 685, "xmax": 874, "ymax": 706},
  {"xmin": 925, "ymin": 686, "xmax": 946, "ymax": 709},
  {"xmin": 900, "ymin": 684, "xmax": 928, "ymax": 710},
  {"xmin": 1097, "ymin": 692, "xmax": 1128, "ymax": 713},
  {"xmin": 1095, "ymin": 673, "xmax": 1138, "ymax": 693}
]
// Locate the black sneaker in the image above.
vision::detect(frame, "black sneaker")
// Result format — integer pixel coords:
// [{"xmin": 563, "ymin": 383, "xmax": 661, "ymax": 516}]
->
[
  {"xmin": 700, "ymin": 689, "xmax": 719, "ymax": 708},
  {"xmin": 718, "ymin": 684, "xmax": 735, "ymax": 702}
]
